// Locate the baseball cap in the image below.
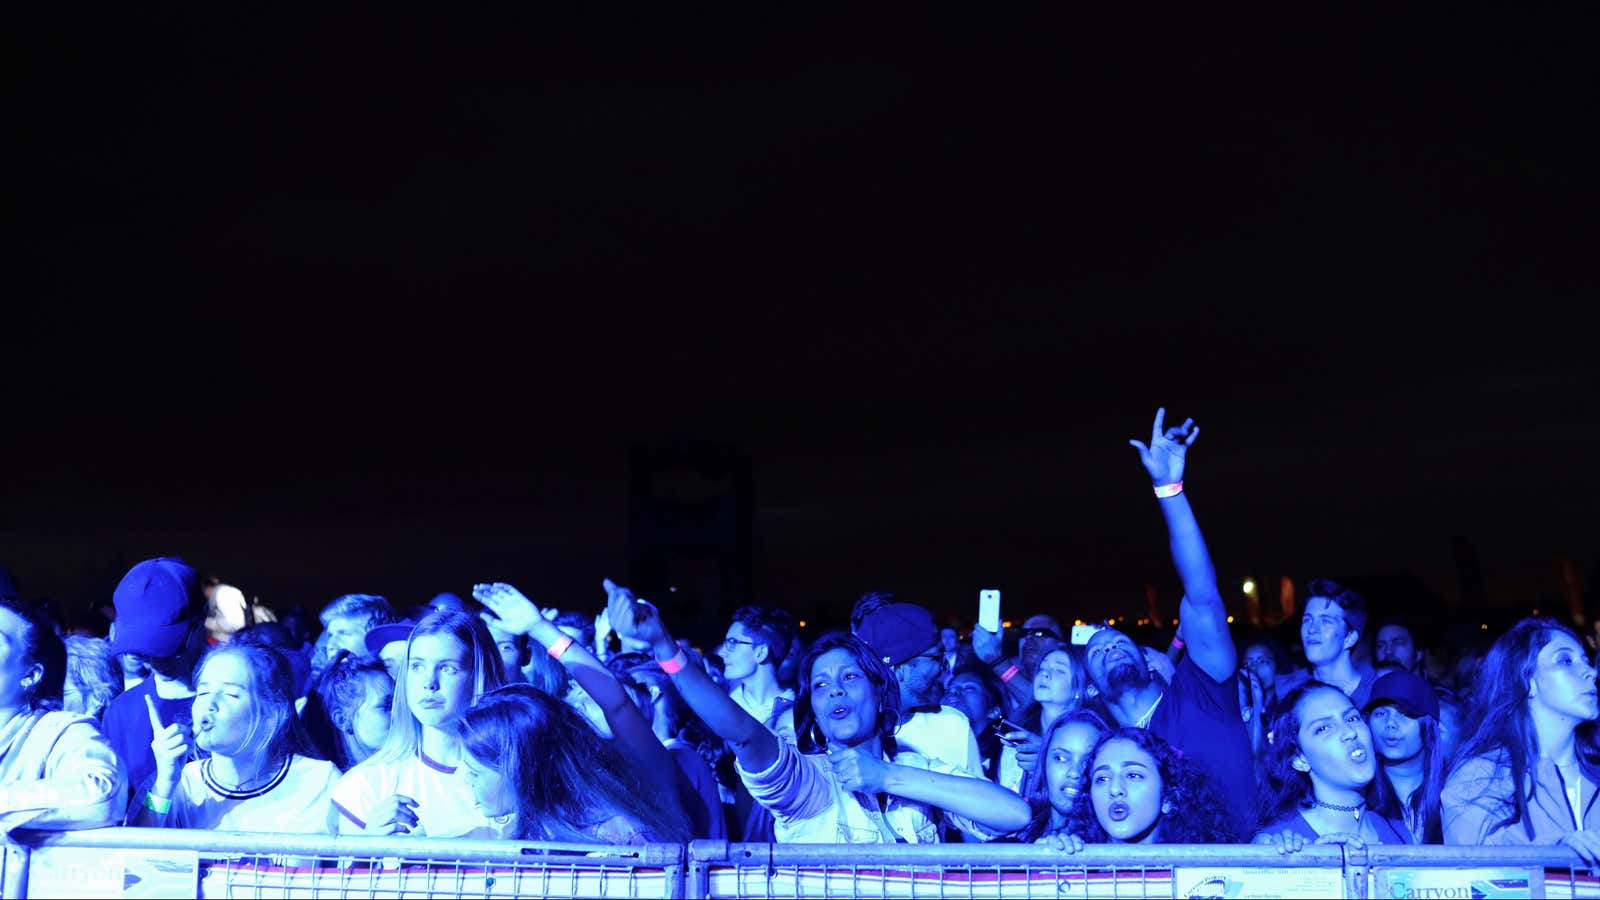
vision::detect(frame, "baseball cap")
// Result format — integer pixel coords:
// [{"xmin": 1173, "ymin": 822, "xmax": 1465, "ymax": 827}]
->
[
  {"xmin": 1363, "ymin": 670, "xmax": 1440, "ymax": 720},
  {"xmin": 364, "ymin": 619, "xmax": 418, "ymax": 659},
  {"xmin": 857, "ymin": 602, "xmax": 938, "ymax": 667},
  {"xmin": 108, "ymin": 557, "xmax": 203, "ymax": 658}
]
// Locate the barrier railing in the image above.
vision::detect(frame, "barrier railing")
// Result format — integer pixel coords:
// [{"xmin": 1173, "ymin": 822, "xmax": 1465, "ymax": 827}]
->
[
  {"xmin": 5, "ymin": 827, "xmax": 685, "ymax": 899},
  {"xmin": 4, "ymin": 830, "xmax": 1597, "ymax": 899}
]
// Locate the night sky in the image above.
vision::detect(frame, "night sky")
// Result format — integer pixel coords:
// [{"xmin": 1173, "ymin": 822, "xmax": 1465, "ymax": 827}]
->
[{"xmin": 9, "ymin": 6, "xmax": 1597, "ymax": 643}]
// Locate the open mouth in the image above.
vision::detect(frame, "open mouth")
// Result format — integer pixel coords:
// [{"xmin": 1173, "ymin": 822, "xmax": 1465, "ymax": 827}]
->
[
  {"xmin": 196, "ymin": 717, "xmax": 215, "ymax": 731},
  {"xmin": 1349, "ymin": 746, "xmax": 1368, "ymax": 762},
  {"xmin": 828, "ymin": 705, "xmax": 851, "ymax": 720},
  {"xmin": 1106, "ymin": 801, "xmax": 1130, "ymax": 822}
]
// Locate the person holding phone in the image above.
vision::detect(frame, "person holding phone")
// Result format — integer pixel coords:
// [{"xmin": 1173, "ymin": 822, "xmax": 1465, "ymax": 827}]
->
[
  {"xmin": 1078, "ymin": 409, "xmax": 1256, "ymax": 837},
  {"xmin": 608, "ymin": 579, "xmax": 1030, "ymax": 843}
]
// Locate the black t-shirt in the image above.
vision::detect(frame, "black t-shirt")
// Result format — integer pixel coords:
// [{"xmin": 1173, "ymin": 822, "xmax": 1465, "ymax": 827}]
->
[
  {"xmin": 101, "ymin": 678, "xmax": 193, "ymax": 815},
  {"xmin": 1149, "ymin": 654, "xmax": 1257, "ymax": 837}
]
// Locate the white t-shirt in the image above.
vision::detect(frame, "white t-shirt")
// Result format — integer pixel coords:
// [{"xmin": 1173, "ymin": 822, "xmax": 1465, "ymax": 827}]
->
[
  {"xmin": 895, "ymin": 706, "xmax": 983, "ymax": 778},
  {"xmin": 332, "ymin": 751, "xmax": 494, "ymax": 838},
  {"xmin": 165, "ymin": 754, "xmax": 340, "ymax": 833},
  {"xmin": 729, "ymin": 683, "xmax": 795, "ymax": 729}
]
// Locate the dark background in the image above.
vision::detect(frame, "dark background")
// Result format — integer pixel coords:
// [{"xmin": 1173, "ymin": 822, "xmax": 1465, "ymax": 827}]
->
[{"xmin": 8, "ymin": 6, "xmax": 1597, "ymax": 646}]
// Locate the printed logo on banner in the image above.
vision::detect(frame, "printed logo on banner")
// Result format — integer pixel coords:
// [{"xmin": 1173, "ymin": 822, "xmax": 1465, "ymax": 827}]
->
[
  {"xmin": 1373, "ymin": 867, "xmax": 1537, "ymax": 900},
  {"xmin": 1175, "ymin": 866, "xmax": 1346, "ymax": 899},
  {"xmin": 26, "ymin": 846, "xmax": 200, "ymax": 900}
]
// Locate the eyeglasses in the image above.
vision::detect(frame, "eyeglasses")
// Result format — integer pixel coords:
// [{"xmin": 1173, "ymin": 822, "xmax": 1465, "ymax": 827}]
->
[
  {"xmin": 720, "ymin": 637, "xmax": 755, "ymax": 649},
  {"xmin": 1021, "ymin": 629, "xmax": 1062, "ymax": 641}
]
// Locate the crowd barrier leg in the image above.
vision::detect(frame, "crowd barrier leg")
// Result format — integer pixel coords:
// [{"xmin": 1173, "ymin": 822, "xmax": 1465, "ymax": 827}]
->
[
  {"xmin": 2, "ymin": 840, "xmax": 29, "ymax": 900},
  {"xmin": 1341, "ymin": 841, "xmax": 1368, "ymax": 899}
]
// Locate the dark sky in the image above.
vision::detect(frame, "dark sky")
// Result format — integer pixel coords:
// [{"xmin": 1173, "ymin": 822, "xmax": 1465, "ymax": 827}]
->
[{"xmin": 8, "ymin": 6, "xmax": 1598, "ymax": 638}]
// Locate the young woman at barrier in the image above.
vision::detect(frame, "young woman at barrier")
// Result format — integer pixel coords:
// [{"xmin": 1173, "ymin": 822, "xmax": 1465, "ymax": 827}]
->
[
  {"xmin": 1253, "ymin": 681, "xmax": 1410, "ymax": 853},
  {"xmin": 1440, "ymin": 617, "xmax": 1600, "ymax": 863},
  {"xmin": 330, "ymin": 609, "xmax": 508, "ymax": 837},
  {"xmin": 0, "ymin": 597, "xmax": 126, "ymax": 831},
  {"xmin": 299, "ymin": 650, "xmax": 393, "ymax": 771},
  {"xmin": 608, "ymin": 579, "xmax": 1033, "ymax": 843},
  {"xmin": 132, "ymin": 642, "xmax": 341, "ymax": 831},
  {"xmin": 1036, "ymin": 727, "xmax": 1239, "ymax": 851},
  {"xmin": 457, "ymin": 683, "xmax": 691, "ymax": 842},
  {"xmin": 1016, "ymin": 708, "xmax": 1112, "ymax": 843},
  {"xmin": 1363, "ymin": 669, "xmax": 1444, "ymax": 843}
]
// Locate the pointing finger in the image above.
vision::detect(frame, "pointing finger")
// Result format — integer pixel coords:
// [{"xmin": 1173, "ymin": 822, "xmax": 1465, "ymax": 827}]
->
[{"xmin": 145, "ymin": 693, "xmax": 164, "ymax": 734}]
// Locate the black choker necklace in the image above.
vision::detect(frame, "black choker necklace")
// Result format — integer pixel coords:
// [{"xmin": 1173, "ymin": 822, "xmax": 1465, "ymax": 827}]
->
[{"xmin": 1311, "ymin": 797, "xmax": 1365, "ymax": 822}]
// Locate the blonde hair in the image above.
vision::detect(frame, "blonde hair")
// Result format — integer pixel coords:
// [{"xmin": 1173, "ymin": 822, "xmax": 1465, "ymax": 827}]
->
[{"xmin": 363, "ymin": 610, "xmax": 507, "ymax": 767}]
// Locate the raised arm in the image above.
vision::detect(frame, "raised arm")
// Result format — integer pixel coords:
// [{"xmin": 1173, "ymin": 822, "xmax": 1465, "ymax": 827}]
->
[
  {"xmin": 606, "ymin": 578, "xmax": 781, "ymax": 773},
  {"xmin": 473, "ymin": 582, "xmax": 676, "ymax": 796},
  {"xmin": 1128, "ymin": 408, "xmax": 1235, "ymax": 682}
]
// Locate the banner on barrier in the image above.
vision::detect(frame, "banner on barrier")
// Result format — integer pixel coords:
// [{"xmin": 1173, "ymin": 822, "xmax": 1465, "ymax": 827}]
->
[
  {"xmin": 1174, "ymin": 866, "xmax": 1346, "ymax": 899},
  {"xmin": 26, "ymin": 846, "xmax": 199, "ymax": 900},
  {"xmin": 1372, "ymin": 867, "xmax": 1538, "ymax": 900}
]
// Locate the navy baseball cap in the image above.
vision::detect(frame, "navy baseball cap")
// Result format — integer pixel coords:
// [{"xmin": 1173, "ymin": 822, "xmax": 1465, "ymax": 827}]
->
[
  {"xmin": 1363, "ymin": 670, "xmax": 1440, "ymax": 720},
  {"xmin": 364, "ymin": 619, "xmax": 418, "ymax": 659},
  {"xmin": 858, "ymin": 602, "xmax": 939, "ymax": 667},
  {"xmin": 108, "ymin": 557, "xmax": 203, "ymax": 658}
]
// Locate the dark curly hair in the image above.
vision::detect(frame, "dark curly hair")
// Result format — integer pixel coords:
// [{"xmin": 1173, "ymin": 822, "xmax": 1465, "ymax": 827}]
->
[
  {"xmin": 792, "ymin": 630, "xmax": 901, "ymax": 756},
  {"xmin": 1063, "ymin": 727, "xmax": 1242, "ymax": 844},
  {"xmin": 1258, "ymin": 680, "xmax": 1369, "ymax": 826}
]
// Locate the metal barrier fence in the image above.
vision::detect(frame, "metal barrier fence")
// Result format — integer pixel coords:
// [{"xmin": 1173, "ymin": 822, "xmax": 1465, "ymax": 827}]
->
[
  {"xmin": 3, "ymin": 830, "xmax": 1597, "ymax": 899},
  {"xmin": 4, "ymin": 827, "xmax": 685, "ymax": 899}
]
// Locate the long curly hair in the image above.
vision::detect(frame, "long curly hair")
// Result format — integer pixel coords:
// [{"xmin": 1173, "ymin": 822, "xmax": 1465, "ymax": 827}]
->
[
  {"xmin": 1018, "ymin": 708, "xmax": 1113, "ymax": 842},
  {"xmin": 1063, "ymin": 727, "xmax": 1241, "ymax": 844},
  {"xmin": 459, "ymin": 684, "xmax": 689, "ymax": 843},
  {"xmin": 1450, "ymin": 617, "xmax": 1600, "ymax": 841},
  {"xmin": 792, "ymin": 631, "xmax": 902, "ymax": 756},
  {"xmin": 1258, "ymin": 680, "xmax": 1370, "ymax": 826}
]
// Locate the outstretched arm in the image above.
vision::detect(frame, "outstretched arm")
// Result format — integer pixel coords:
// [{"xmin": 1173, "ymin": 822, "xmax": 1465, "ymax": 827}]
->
[
  {"xmin": 474, "ymin": 582, "xmax": 677, "ymax": 796},
  {"xmin": 1129, "ymin": 408, "xmax": 1235, "ymax": 682},
  {"xmin": 606, "ymin": 579, "xmax": 781, "ymax": 774},
  {"xmin": 829, "ymin": 745, "xmax": 1033, "ymax": 835}
]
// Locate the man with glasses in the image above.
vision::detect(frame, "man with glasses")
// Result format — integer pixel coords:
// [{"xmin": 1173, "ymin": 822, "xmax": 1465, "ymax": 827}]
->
[
  {"xmin": 100, "ymin": 557, "xmax": 210, "ymax": 816},
  {"xmin": 973, "ymin": 614, "xmax": 1067, "ymax": 709},
  {"xmin": 719, "ymin": 606, "xmax": 796, "ymax": 734},
  {"xmin": 858, "ymin": 602, "xmax": 983, "ymax": 780}
]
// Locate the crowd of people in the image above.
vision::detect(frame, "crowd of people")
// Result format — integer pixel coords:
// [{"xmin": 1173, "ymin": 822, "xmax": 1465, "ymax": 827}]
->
[{"xmin": 2, "ymin": 409, "xmax": 1597, "ymax": 863}]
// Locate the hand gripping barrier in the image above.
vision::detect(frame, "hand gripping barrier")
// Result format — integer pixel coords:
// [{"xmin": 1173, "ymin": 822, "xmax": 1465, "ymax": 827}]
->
[{"xmin": 4, "ymin": 832, "xmax": 1598, "ymax": 899}]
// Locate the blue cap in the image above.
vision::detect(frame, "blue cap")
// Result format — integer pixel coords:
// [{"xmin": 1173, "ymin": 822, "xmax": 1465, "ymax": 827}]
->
[{"xmin": 108, "ymin": 557, "xmax": 202, "ymax": 659}]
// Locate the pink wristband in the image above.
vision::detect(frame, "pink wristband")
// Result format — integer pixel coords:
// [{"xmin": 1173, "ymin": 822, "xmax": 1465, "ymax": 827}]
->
[
  {"xmin": 547, "ymin": 635, "xmax": 575, "ymax": 660},
  {"xmin": 1153, "ymin": 481, "xmax": 1184, "ymax": 499},
  {"xmin": 658, "ymin": 649, "xmax": 689, "ymax": 675},
  {"xmin": 998, "ymin": 664, "xmax": 1020, "ymax": 683}
]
